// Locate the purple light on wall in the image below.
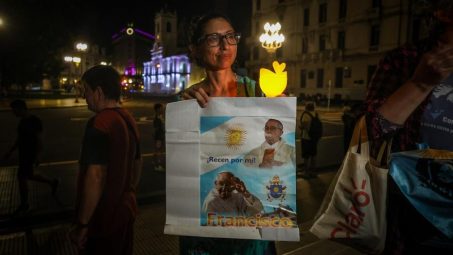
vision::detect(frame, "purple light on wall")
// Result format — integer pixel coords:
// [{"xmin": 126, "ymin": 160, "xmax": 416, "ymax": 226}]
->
[
  {"xmin": 125, "ymin": 65, "xmax": 137, "ymax": 76},
  {"xmin": 135, "ymin": 29, "xmax": 155, "ymax": 40},
  {"xmin": 112, "ymin": 28, "xmax": 126, "ymax": 40}
]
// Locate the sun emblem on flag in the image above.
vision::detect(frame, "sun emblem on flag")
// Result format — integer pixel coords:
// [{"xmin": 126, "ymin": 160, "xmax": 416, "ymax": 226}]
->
[{"xmin": 225, "ymin": 125, "xmax": 246, "ymax": 150}]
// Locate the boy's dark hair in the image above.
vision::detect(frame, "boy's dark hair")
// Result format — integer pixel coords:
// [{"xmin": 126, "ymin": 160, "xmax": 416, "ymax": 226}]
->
[
  {"xmin": 10, "ymin": 99, "xmax": 27, "ymax": 110},
  {"xmin": 81, "ymin": 65, "xmax": 121, "ymax": 101}
]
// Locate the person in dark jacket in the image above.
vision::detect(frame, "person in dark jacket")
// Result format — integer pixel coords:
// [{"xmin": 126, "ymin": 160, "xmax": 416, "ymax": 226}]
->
[{"xmin": 3, "ymin": 99, "xmax": 58, "ymax": 214}]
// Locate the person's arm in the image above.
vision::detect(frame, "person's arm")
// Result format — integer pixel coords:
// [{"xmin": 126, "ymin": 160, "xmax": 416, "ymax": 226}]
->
[
  {"xmin": 35, "ymin": 132, "xmax": 43, "ymax": 166},
  {"xmin": 131, "ymin": 158, "xmax": 142, "ymax": 191},
  {"xmin": 300, "ymin": 113, "xmax": 310, "ymax": 131},
  {"xmin": 365, "ymin": 47, "xmax": 413, "ymax": 141},
  {"xmin": 3, "ymin": 140, "xmax": 17, "ymax": 160},
  {"xmin": 70, "ymin": 164, "xmax": 106, "ymax": 249},
  {"xmin": 368, "ymin": 44, "xmax": 453, "ymax": 134},
  {"xmin": 77, "ymin": 164, "xmax": 106, "ymax": 224},
  {"xmin": 242, "ymin": 191, "xmax": 264, "ymax": 215},
  {"xmin": 378, "ymin": 45, "xmax": 453, "ymax": 125},
  {"xmin": 34, "ymin": 117, "xmax": 44, "ymax": 166},
  {"xmin": 233, "ymin": 178, "xmax": 264, "ymax": 214}
]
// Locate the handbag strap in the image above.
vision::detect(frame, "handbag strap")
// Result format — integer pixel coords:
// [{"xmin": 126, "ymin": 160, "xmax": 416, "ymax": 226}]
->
[
  {"xmin": 375, "ymin": 140, "xmax": 392, "ymax": 166},
  {"xmin": 110, "ymin": 108, "xmax": 140, "ymax": 159},
  {"xmin": 349, "ymin": 116, "xmax": 370, "ymax": 157}
]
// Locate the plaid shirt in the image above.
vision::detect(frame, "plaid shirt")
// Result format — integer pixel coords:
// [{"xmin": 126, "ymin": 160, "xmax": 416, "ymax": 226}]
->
[
  {"xmin": 365, "ymin": 38, "xmax": 437, "ymax": 154},
  {"xmin": 365, "ymin": 38, "xmax": 448, "ymax": 254}
]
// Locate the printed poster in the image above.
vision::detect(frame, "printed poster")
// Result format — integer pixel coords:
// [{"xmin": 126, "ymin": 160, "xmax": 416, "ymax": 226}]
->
[{"xmin": 165, "ymin": 98, "xmax": 300, "ymax": 241}]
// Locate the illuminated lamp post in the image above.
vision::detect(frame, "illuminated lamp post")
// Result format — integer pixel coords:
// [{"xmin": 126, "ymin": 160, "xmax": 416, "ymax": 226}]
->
[
  {"xmin": 75, "ymin": 42, "xmax": 88, "ymax": 51},
  {"xmin": 259, "ymin": 22, "xmax": 285, "ymax": 54},
  {"xmin": 258, "ymin": 22, "xmax": 287, "ymax": 97},
  {"xmin": 75, "ymin": 42, "xmax": 88, "ymax": 77},
  {"xmin": 0, "ymin": 17, "xmax": 4, "ymax": 90},
  {"xmin": 64, "ymin": 56, "xmax": 81, "ymax": 86}
]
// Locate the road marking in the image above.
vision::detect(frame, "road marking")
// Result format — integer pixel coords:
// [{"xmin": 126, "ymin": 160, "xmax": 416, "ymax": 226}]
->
[
  {"xmin": 1, "ymin": 134, "xmax": 343, "ymax": 168},
  {"xmin": 40, "ymin": 160, "xmax": 78, "ymax": 166},
  {"xmin": 136, "ymin": 116, "xmax": 153, "ymax": 125},
  {"xmin": 2, "ymin": 153, "xmax": 157, "ymax": 168},
  {"xmin": 70, "ymin": 118, "xmax": 89, "ymax": 121}
]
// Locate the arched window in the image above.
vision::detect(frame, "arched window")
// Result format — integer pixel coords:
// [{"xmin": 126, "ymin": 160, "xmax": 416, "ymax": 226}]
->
[{"xmin": 166, "ymin": 22, "xmax": 172, "ymax": 32}]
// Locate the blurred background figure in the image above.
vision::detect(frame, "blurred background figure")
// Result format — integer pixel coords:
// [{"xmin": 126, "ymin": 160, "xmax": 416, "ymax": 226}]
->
[
  {"xmin": 153, "ymin": 103, "xmax": 165, "ymax": 171},
  {"xmin": 299, "ymin": 102, "xmax": 322, "ymax": 179},
  {"xmin": 341, "ymin": 102, "xmax": 363, "ymax": 154},
  {"xmin": 3, "ymin": 99, "xmax": 58, "ymax": 214},
  {"xmin": 74, "ymin": 80, "xmax": 83, "ymax": 103}
]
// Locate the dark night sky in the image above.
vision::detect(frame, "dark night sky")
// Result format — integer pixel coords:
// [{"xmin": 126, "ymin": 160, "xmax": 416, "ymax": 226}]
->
[
  {"xmin": 1, "ymin": 0, "xmax": 215, "ymax": 53},
  {"xmin": 0, "ymin": 0, "xmax": 250, "ymax": 84}
]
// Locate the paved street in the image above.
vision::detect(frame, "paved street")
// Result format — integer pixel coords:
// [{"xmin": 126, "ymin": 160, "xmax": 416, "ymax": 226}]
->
[{"xmin": 0, "ymin": 96, "xmax": 361, "ymax": 254}]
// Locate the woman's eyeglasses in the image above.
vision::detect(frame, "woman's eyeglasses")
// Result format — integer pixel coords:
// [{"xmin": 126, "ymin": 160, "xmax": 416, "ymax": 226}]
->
[{"xmin": 198, "ymin": 32, "xmax": 241, "ymax": 47}]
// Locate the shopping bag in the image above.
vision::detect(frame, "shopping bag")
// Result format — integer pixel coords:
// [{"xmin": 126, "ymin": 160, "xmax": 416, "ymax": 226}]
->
[
  {"xmin": 310, "ymin": 116, "xmax": 389, "ymax": 254},
  {"xmin": 389, "ymin": 148, "xmax": 453, "ymax": 238}
]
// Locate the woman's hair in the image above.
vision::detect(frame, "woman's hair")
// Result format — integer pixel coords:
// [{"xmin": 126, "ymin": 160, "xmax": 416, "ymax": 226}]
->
[
  {"xmin": 189, "ymin": 13, "xmax": 234, "ymax": 46},
  {"xmin": 415, "ymin": 0, "xmax": 453, "ymax": 41},
  {"xmin": 187, "ymin": 13, "xmax": 235, "ymax": 67},
  {"xmin": 81, "ymin": 65, "xmax": 121, "ymax": 101}
]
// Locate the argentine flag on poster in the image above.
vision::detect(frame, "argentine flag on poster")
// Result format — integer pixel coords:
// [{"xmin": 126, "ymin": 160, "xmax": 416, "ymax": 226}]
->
[{"xmin": 199, "ymin": 98, "xmax": 298, "ymax": 232}]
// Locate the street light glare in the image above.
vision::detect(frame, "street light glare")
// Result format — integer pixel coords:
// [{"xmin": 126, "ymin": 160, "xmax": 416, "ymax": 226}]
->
[
  {"xmin": 260, "ymin": 21, "xmax": 285, "ymax": 53},
  {"xmin": 76, "ymin": 42, "xmax": 88, "ymax": 51},
  {"xmin": 0, "ymin": 18, "xmax": 4, "ymax": 26}
]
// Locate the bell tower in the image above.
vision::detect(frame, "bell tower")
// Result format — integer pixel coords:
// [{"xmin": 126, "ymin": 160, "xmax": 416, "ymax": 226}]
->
[{"xmin": 154, "ymin": 10, "xmax": 177, "ymax": 56}]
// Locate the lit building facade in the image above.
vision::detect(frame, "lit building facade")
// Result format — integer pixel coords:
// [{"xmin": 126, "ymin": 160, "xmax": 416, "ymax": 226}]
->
[
  {"xmin": 60, "ymin": 43, "xmax": 107, "ymax": 88},
  {"xmin": 112, "ymin": 23, "xmax": 154, "ymax": 90},
  {"xmin": 143, "ymin": 44, "xmax": 191, "ymax": 94},
  {"xmin": 143, "ymin": 11, "xmax": 205, "ymax": 95},
  {"xmin": 246, "ymin": 0, "xmax": 419, "ymax": 101}
]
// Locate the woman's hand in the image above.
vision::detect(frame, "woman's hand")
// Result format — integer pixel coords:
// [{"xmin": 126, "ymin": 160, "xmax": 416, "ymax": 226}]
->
[
  {"xmin": 181, "ymin": 85, "xmax": 210, "ymax": 108},
  {"xmin": 411, "ymin": 45, "xmax": 453, "ymax": 90},
  {"xmin": 69, "ymin": 225, "xmax": 88, "ymax": 250}
]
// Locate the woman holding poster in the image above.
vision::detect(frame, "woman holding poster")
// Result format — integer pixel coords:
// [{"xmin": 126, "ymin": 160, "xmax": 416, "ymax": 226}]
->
[{"xmin": 180, "ymin": 13, "xmax": 276, "ymax": 255}]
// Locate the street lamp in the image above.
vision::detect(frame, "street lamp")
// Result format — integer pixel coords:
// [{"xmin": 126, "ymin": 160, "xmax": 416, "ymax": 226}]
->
[
  {"xmin": 259, "ymin": 22, "xmax": 285, "ymax": 53},
  {"xmin": 64, "ymin": 56, "xmax": 73, "ymax": 62},
  {"xmin": 0, "ymin": 17, "xmax": 3, "ymax": 27},
  {"xmin": 72, "ymin": 57, "xmax": 81, "ymax": 64},
  {"xmin": 75, "ymin": 42, "xmax": 88, "ymax": 52}
]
